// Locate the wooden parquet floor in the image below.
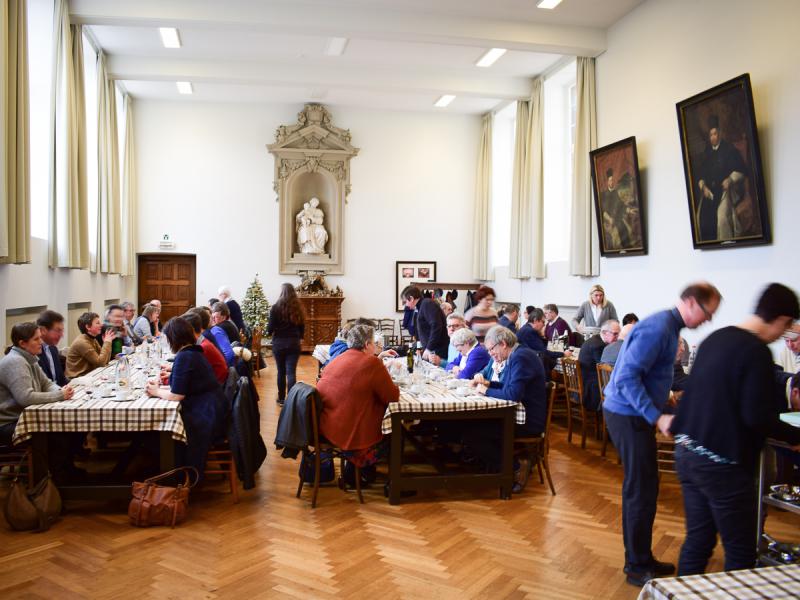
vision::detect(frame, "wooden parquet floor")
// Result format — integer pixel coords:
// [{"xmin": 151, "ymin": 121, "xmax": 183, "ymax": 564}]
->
[{"xmin": 1, "ymin": 355, "xmax": 797, "ymax": 599}]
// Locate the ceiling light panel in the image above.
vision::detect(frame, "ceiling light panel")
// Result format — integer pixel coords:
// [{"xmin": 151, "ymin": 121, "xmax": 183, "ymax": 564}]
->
[
  {"xmin": 536, "ymin": 0, "xmax": 563, "ymax": 9},
  {"xmin": 176, "ymin": 81, "xmax": 193, "ymax": 95},
  {"xmin": 434, "ymin": 94, "xmax": 456, "ymax": 108},
  {"xmin": 323, "ymin": 37, "xmax": 349, "ymax": 56},
  {"xmin": 476, "ymin": 48, "xmax": 507, "ymax": 68},
  {"xmin": 159, "ymin": 27, "xmax": 181, "ymax": 48}
]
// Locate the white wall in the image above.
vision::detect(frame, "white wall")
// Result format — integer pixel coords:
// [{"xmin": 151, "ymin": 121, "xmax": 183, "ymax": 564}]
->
[
  {"xmin": 134, "ymin": 102, "xmax": 480, "ymax": 321},
  {"xmin": 499, "ymin": 0, "xmax": 800, "ymax": 348},
  {"xmin": 0, "ymin": 238, "xmax": 132, "ymax": 346}
]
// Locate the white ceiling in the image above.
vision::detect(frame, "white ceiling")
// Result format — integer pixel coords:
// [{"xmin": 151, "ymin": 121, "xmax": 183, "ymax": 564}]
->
[{"xmin": 71, "ymin": 0, "xmax": 644, "ymax": 114}]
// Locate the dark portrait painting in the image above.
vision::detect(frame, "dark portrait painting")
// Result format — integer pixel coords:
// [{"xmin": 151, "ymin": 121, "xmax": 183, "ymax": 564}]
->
[
  {"xmin": 677, "ymin": 74, "xmax": 770, "ymax": 249},
  {"xmin": 590, "ymin": 137, "xmax": 647, "ymax": 257}
]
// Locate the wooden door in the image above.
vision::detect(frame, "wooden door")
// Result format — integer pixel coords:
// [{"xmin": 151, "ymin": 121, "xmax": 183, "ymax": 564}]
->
[{"xmin": 137, "ymin": 254, "xmax": 196, "ymax": 323}]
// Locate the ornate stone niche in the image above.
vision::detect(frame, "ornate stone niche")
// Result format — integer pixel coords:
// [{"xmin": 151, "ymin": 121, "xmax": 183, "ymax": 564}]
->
[{"xmin": 268, "ymin": 104, "xmax": 358, "ymax": 275}]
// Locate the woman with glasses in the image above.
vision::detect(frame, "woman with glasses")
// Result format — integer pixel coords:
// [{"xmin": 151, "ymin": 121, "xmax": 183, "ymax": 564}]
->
[{"xmin": 446, "ymin": 328, "xmax": 490, "ymax": 380}]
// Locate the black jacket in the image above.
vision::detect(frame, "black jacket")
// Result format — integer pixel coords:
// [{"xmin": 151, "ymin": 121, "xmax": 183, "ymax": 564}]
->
[
  {"xmin": 38, "ymin": 345, "xmax": 69, "ymax": 386},
  {"xmin": 274, "ymin": 382, "xmax": 321, "ymax": 459},
  {"xmin": 227, "ymin": 376, "xmax": 267, "ymax": 489},
  {"xmin": 578, "ymin": 334, "xmax": 606, "ymax": 411}
]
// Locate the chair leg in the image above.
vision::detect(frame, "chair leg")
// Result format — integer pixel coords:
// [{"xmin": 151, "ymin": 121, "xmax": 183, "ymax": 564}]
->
[
  {"xmin": 229, "ymin": 457, "xmax": 240, "ymax": 504},
  {"xmin": 26, "ymin": 449, "xmax": 34, "ymax": 490},
  {"xmin": 311, "ymin": 450, "xmax": 321, "ymax": 509},
  {"xmin": 566, "ymin": 399, "xmax": 574, "ymax": 444},
  {"xmin": 579, "ymin": 406, "xmax": 587, "ymax": 450},
  {"xmin": 536, "ymin": 459, "xmax": 544, "ymax": 484},
  {"xmin": 354, "ymin": 465, "xmax": 364, "ymax": 504},
  {"xmin": 542, "ymin": 454, "xmax": 556, "ymax": 496},
  {"xmin": 601, "ymin": 418, "xmax": 609, "ymax": 457}
]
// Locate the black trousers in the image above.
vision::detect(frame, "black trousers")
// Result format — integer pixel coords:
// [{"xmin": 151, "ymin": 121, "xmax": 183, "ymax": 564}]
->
[
  {"xmin": 675, "ymin": 445, "xmax": 757, "ymax": 574},
  {"xmin": 604, "ymin": 409, "xmax": 659, "ymax": 572},
  {"xmin": 272, "ymin": 338, "xmax": 301, "ymax": 401},
  {"xmin": 462, "ymin": 420, "xmax": 538, "ymax": 472}
]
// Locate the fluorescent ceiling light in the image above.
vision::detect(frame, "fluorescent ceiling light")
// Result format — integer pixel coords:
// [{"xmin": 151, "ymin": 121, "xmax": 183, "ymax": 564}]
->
[
  {"xmin": 323, "ymin": 37, "xmax": 349, "ymax": 56},
  {"xmin": 159, "ymin": 27, "xmax": 181, "ymax": 48},
  {"xmin": 476, "ymin": 48, "xmax": 507, "ymax": 68},
  {"xmin": 434, "ymin": 94, "xmax": 456, "ymax": 108},
  {"xmin": 536, "ymin": 0, "xmax": 563, "ymax": 8},
  {"xmin": 176, "ymin": 81, "xmax": 193, "ymax": 95}
]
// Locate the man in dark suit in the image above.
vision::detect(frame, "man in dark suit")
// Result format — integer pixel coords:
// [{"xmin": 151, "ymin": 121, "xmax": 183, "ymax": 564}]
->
[
  {"xmin": 36, "ymin": 310, "xmax": 69, "ymax": 386},
  {"xmin": 497, "ymin": 305, "xmax": 519, "ymax": 333},
  {"xmin": 401, "ymin": 285, "xmax": 449, "ymax": 360},
  {"xmin": 578, "ymin": 319, "xmax": 620, "ymax": 411}
]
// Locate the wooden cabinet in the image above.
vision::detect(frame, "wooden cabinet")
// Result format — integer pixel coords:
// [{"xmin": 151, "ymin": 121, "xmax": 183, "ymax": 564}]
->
[{"xmin": 298, "ymin": 295, "xmax": 344, "ymax": 352}]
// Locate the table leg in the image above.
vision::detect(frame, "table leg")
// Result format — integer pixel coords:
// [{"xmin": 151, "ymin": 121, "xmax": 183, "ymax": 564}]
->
[
  {"xmin": 500, "ymin": 409, "xmax": 514, "ymax": 500},
  {"xmin": 31, "ymin": 433, "xmax": 49, "ymax": 484},
  {"xmin": 389, "ymin": 414, "xmax": 403, "ymax": 505},
  {"xmin": 756, "ymin": 447, "xmax": 767, "ymax": 555},
  {"xmin": 159, "ymin": 432, "xmax": 176, "ymax": 472}
]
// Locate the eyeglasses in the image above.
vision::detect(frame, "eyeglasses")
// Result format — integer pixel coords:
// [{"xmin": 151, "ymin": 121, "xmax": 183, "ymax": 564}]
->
[
  {"xmin": 697, "ymin": 301, "xmax": 713, "ymax": 321},
  {"xmin": 485, "ymin": 343, "xmax": 497, "ymax": 352}
]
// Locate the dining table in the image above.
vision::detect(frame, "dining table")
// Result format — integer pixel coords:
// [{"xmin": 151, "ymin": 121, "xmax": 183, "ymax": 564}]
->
[
  {"xmin": 13, "ymin": 350, "xmax": 185, "ymax": 501},
  {"xmin": 637, "ymin": 564, "xmax": 800, "ymax": 600}
]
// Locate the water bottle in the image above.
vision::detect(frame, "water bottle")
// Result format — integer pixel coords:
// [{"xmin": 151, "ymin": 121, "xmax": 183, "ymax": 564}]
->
[
  {"xmin": 407, "ymin": 343, "xmax": 414, "ymax": 373},
  {"xmin": 115, "ymin": 353, "xmax": 130, "ymax": 400}
]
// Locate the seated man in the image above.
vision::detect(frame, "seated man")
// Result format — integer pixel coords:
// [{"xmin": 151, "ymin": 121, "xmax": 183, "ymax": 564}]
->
[
  {"xmin": 317, "ymin": 324, "xmax": 399, "ymax": 471},
  {"xmin": 447, "ymin": 328, "xmax": 490, "ymax": 380},
  {"xmin": 600, "ymin": 322, "xmax": 635, "ymax": 366},
  {"xmin": 578, "ymin": 319, "xmax": 620, "ymax": 411},
  {"xmin": 121, "ymin": 301, "xmax": 141, "ymax": 345},
  {"xmin": 36, "ymin": 310, "xmax": 69, "ymax": 386},
  {"xmin": 543, "ymin": 303, "xmax": 572, "ymax": 341},
  {"xmin": 777, "ymin": 323, "xmax": 800, "ymax": 374},
  {"xmin": 465, "ymin": 326, "xmax": 547, "ymax": 477},
  {"xmin": 211, "ymin": 302, "xmax": 240, "ymax": 344},
  {"xmin": 327, "ymin": 318, "xmax": 376, "ymax": 366},
  {"xmin": 497, "ymin": 305, "xmax": 519, "ymax": 333},
  {"xmin": 100, "ymin": 304, "xmax": 132, "ymax": 358},
  {"xmin": 516, "ymin": 307, "xmax": 572, "ymax": 374},
  {"xmin": 428, "ymin": 313, "xmax": 467, "ymax": 368},
  {"xmin": 671, "ymin": 337, "xmax": 690, "ymax": 392}
]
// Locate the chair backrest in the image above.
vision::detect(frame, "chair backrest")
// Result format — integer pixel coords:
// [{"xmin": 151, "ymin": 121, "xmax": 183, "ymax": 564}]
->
[
  {"xmin": 596, "ymin": 363, "xmax": 613, "ymax": 407},
  {"xmin": 561, "ymin": 357, "xmax": 583, "ymax": 400},
  {"xmin": 250, "ymin": 329, "xmax": 262, "ymax": 351},
  {"xmin": 377, "ymin": 319, "xmax": 395, "ymax": 334}
]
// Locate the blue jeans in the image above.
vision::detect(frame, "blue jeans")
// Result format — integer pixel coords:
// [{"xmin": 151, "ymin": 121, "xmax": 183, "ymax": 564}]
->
[
  {"xmin": 675, "ymin": 445, "xmax": 757, "ymax": 574},
  {"xmin": 273, "ymin": 338, "xmax": 301, "ymax": 401}
]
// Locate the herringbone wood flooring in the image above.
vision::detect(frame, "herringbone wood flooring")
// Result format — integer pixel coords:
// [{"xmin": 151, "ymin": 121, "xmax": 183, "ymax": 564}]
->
[{"xmin": 1, "ymin": 355, "xmax": 796, "ymax": 599}]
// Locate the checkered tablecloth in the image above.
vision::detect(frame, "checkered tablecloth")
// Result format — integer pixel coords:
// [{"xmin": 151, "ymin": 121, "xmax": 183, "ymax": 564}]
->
[
  {"xmin": 381, "ymin": 381, "xmax": 525, "ymax": 434},
  {"xmin": 638, "ymin": 565, "xmax": 800, "ymax": 600},
  {"xmin": 13, "ymin": 362, "xmax": 186, "ymax": 444},
  {"xmin": 313, "ymin": 344, "xmax": 331, "ymax": 365}
]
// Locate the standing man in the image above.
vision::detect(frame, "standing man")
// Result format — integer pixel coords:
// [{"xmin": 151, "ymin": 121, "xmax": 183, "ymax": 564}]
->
[
  {"xmin": 218, "ymin": 285, "xmax": 246, "ymax": 333},
  {"xmin": 401, "ymin": 286, "xmax": 449, "ymax": 362},
  {"xmin": 602, "ymin": 282, "xmax": 721, "ymax": 587},
  {"xmin": 36, "ymin": 310, "xmax": 69, "ymax": 386},
  {"xmin": 672, "ymin": 283, "xmax": 800, "ymax": 575}
]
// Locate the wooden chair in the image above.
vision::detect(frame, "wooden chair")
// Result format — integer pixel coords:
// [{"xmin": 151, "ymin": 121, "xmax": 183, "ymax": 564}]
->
[
  {"xmin": 296, "ymin": 387, "xmax": 363, "ymax": 507},
  {"xmin": 561, "ymin": 357, "xmax": 597, "ymax": 449},
  {"xmin": 596, "ymin": 363, "xmax": 614, "ymax": 457},
  {"xmin": 377, "ymin": 318, "xmax": 397, "ymax": 346},
  {"xmin": 656, "ymin": 433, "xmax": 677, "ymax": 478},
  {"xmin": 205, "ymin": 442, "xmax": 239, "ymax": 503},
  {"xmin": 0, "ymin": 445, "xmax": 33, "ymax": 490},
  {"xmin": 513, "ymin": 382, "xmax": 557, "ymax": 495},
  {"xmin": 250, "ymin": 329, "xmax": 263, "ymax": 378},
  {"xmin": 399, "ymin": 320, "xmax": 414, "ymax": 345}
]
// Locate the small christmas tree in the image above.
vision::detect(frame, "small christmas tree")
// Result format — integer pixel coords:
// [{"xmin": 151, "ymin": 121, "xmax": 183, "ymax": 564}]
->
[{"xmin": 241, "ymin": 274, "xmax": 270, "ymax": 333}]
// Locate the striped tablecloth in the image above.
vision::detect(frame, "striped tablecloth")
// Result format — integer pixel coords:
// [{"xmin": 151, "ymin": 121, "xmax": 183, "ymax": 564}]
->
[
  {"xmin": 381, "ymin": 380, "xmax": 525, "ymax": 434},
  {"xmin": 638, "ymin": 565, "xmax": 800, "ymax": 600},
  {"xmin": 13, "ymin": 362, "xmax": 186, "ymax": 444}
]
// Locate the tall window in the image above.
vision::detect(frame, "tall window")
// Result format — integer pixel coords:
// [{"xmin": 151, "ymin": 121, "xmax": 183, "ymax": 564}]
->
[
  {"xmin": 489, "ymin": 102, "xmax": 517, "ymax": 269},
  {"xmin": 83, "ymin": 33, "xmax": 98, "ymax": 256},
  {"xmin": 27, "ymin": 0, "xmax": 55, "ymax": 239},
  {"xmin": 543, "ymin": 60, "xmax": 576, "ymax": 263}
]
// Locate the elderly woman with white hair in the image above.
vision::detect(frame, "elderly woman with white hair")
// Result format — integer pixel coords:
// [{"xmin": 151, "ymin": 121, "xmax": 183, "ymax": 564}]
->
[
  {"xmin": 446, "ymin": 328, "xmax": 490, "ymax": 380},
  {"xmin": 464, "ymin": 325, "xmax": 547, "ymax": 488}
]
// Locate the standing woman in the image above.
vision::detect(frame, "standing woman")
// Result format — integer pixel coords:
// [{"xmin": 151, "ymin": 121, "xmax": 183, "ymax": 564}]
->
[
  {"xmin": 268, "ymin": 283, "xmax": 305, "ymax": 404},
  {"xmin": 66, "ymin": 312, "xmax": 116, "ymax": 377},
  {"xmin": 572, "ymin": 284, "xmax": 619, "ymax": 333},
  {"xmin": 464, "ymin": 285, "xmax": 498, "ymax": 342},
  {"xmin": 146, "ymin": 318, "xmax": 223, "ymax": 478}
]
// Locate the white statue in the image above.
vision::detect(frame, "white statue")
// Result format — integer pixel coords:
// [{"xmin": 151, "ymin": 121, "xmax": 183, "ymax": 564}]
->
[{"xmin": 296, "ymin": 197, "xmax": 329, "ymax": 255}]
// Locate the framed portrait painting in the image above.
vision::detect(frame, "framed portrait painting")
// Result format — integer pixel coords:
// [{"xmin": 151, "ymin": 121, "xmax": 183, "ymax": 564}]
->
[
  {"xmin": 395, "ymin": 261, "xmax": 436, "ymax": 312},
  {"xmin": 677, "ymin": 73, "xmax": 771, "ymax": 249},
  {"xmin": 590, "ymin": 137, "xmax": 647, "ymax": 257}
]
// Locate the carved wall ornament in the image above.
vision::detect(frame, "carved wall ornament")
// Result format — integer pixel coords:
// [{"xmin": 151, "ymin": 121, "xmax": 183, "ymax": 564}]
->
[{"xmin": 268, "ymin": 104, "xmax": 359, "ymax": 275}]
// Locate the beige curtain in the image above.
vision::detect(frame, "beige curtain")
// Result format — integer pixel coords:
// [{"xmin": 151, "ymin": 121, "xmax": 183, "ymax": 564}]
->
[
  {"xmin": 49, "ymin": 0, "xmax": 88, "ymax": 269},
  {"xmin": 94, "ymin": 52, "xmax": 120, "ymax": 274},
  {"xmin": 120, "ymin": 94, "xmax": 136, "ymax": 277},
  {"xmin": 569, "ymin": 57, "xmax": 599, "ymax": 276},
  {"xmin": 472, "ymin": 113, "xmax": 492, "ymax": 281},
  {"xmin": 509, "ymin": 78, "xmax": 545, "ymax": 279},
  {"xmin": 0, "ymin": 0, "xmax": 31, "ymax": 264}
]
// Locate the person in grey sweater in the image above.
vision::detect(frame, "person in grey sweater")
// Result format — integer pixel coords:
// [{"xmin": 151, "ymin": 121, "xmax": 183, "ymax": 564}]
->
[{"xmin": 0, "ymin": 322, "xmax": 73, "ymax": 445}]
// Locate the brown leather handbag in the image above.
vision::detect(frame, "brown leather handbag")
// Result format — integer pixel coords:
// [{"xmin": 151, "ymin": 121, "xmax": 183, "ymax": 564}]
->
[
  {"xmin": 128, "ymin": 467, "xmax": 198, "ymax": 528},
  {"xmin": 4, "ymin": 471, "xmax": 62, "ymax": 532}
]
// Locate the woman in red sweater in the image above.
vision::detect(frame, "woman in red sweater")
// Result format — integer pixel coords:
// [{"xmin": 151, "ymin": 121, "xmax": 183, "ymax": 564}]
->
[{"xmin": 317, "ymin": 324, "xmax": 399, "ymax": 467}]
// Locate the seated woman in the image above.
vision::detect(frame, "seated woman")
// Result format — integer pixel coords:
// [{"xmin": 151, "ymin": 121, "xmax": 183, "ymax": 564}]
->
[
  {"xmin": 317, "ymin": 324, "xmax": 399, "ymax": 470},
  {"xmin": 0, "ymin": 323, "xmax": 75, "ymax": 444},
  {"xmin": 66, "ymin": 312, "xmax": 116, "ymax": 378},
  {"xmin": 146, "ymin": 318, "xmax": 224, "ymax": 478},
  {"xmin": 464, "ymin": 285, "xmax": 498, "ymax": 342},
  {"xmin": 446, "ymin": 328, "xmax": 490, "ymax": 380},
  {"xmin": 572, "ymin": 284, "xmax": 619, "ymax": 334},
  {"xmin": 180, "ymin": 311, "xmax": 229, "ymax": 385},
  {"xmin": 133, "ymin": 304, "xmax": 159, "ymax": 341}
]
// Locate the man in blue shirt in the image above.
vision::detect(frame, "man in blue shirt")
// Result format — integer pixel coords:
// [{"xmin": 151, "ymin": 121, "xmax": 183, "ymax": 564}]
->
[{"xmin": 603, "ymin": 283, "xmax": 721, "ymax": 587}]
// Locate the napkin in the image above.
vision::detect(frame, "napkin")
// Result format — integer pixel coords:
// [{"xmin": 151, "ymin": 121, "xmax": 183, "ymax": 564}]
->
[{"xmin": 780, "ymin": 412, "xmax": 800, "ymax": 427}]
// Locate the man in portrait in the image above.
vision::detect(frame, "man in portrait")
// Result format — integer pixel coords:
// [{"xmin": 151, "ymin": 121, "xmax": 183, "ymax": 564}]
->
[
  {"xmin": 694, "ymin": 115, "xmax": 748, "ymax": 242},
  {"xmin": 600, "ymin": 167, "xmax": 630, "ymax": 250}
]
